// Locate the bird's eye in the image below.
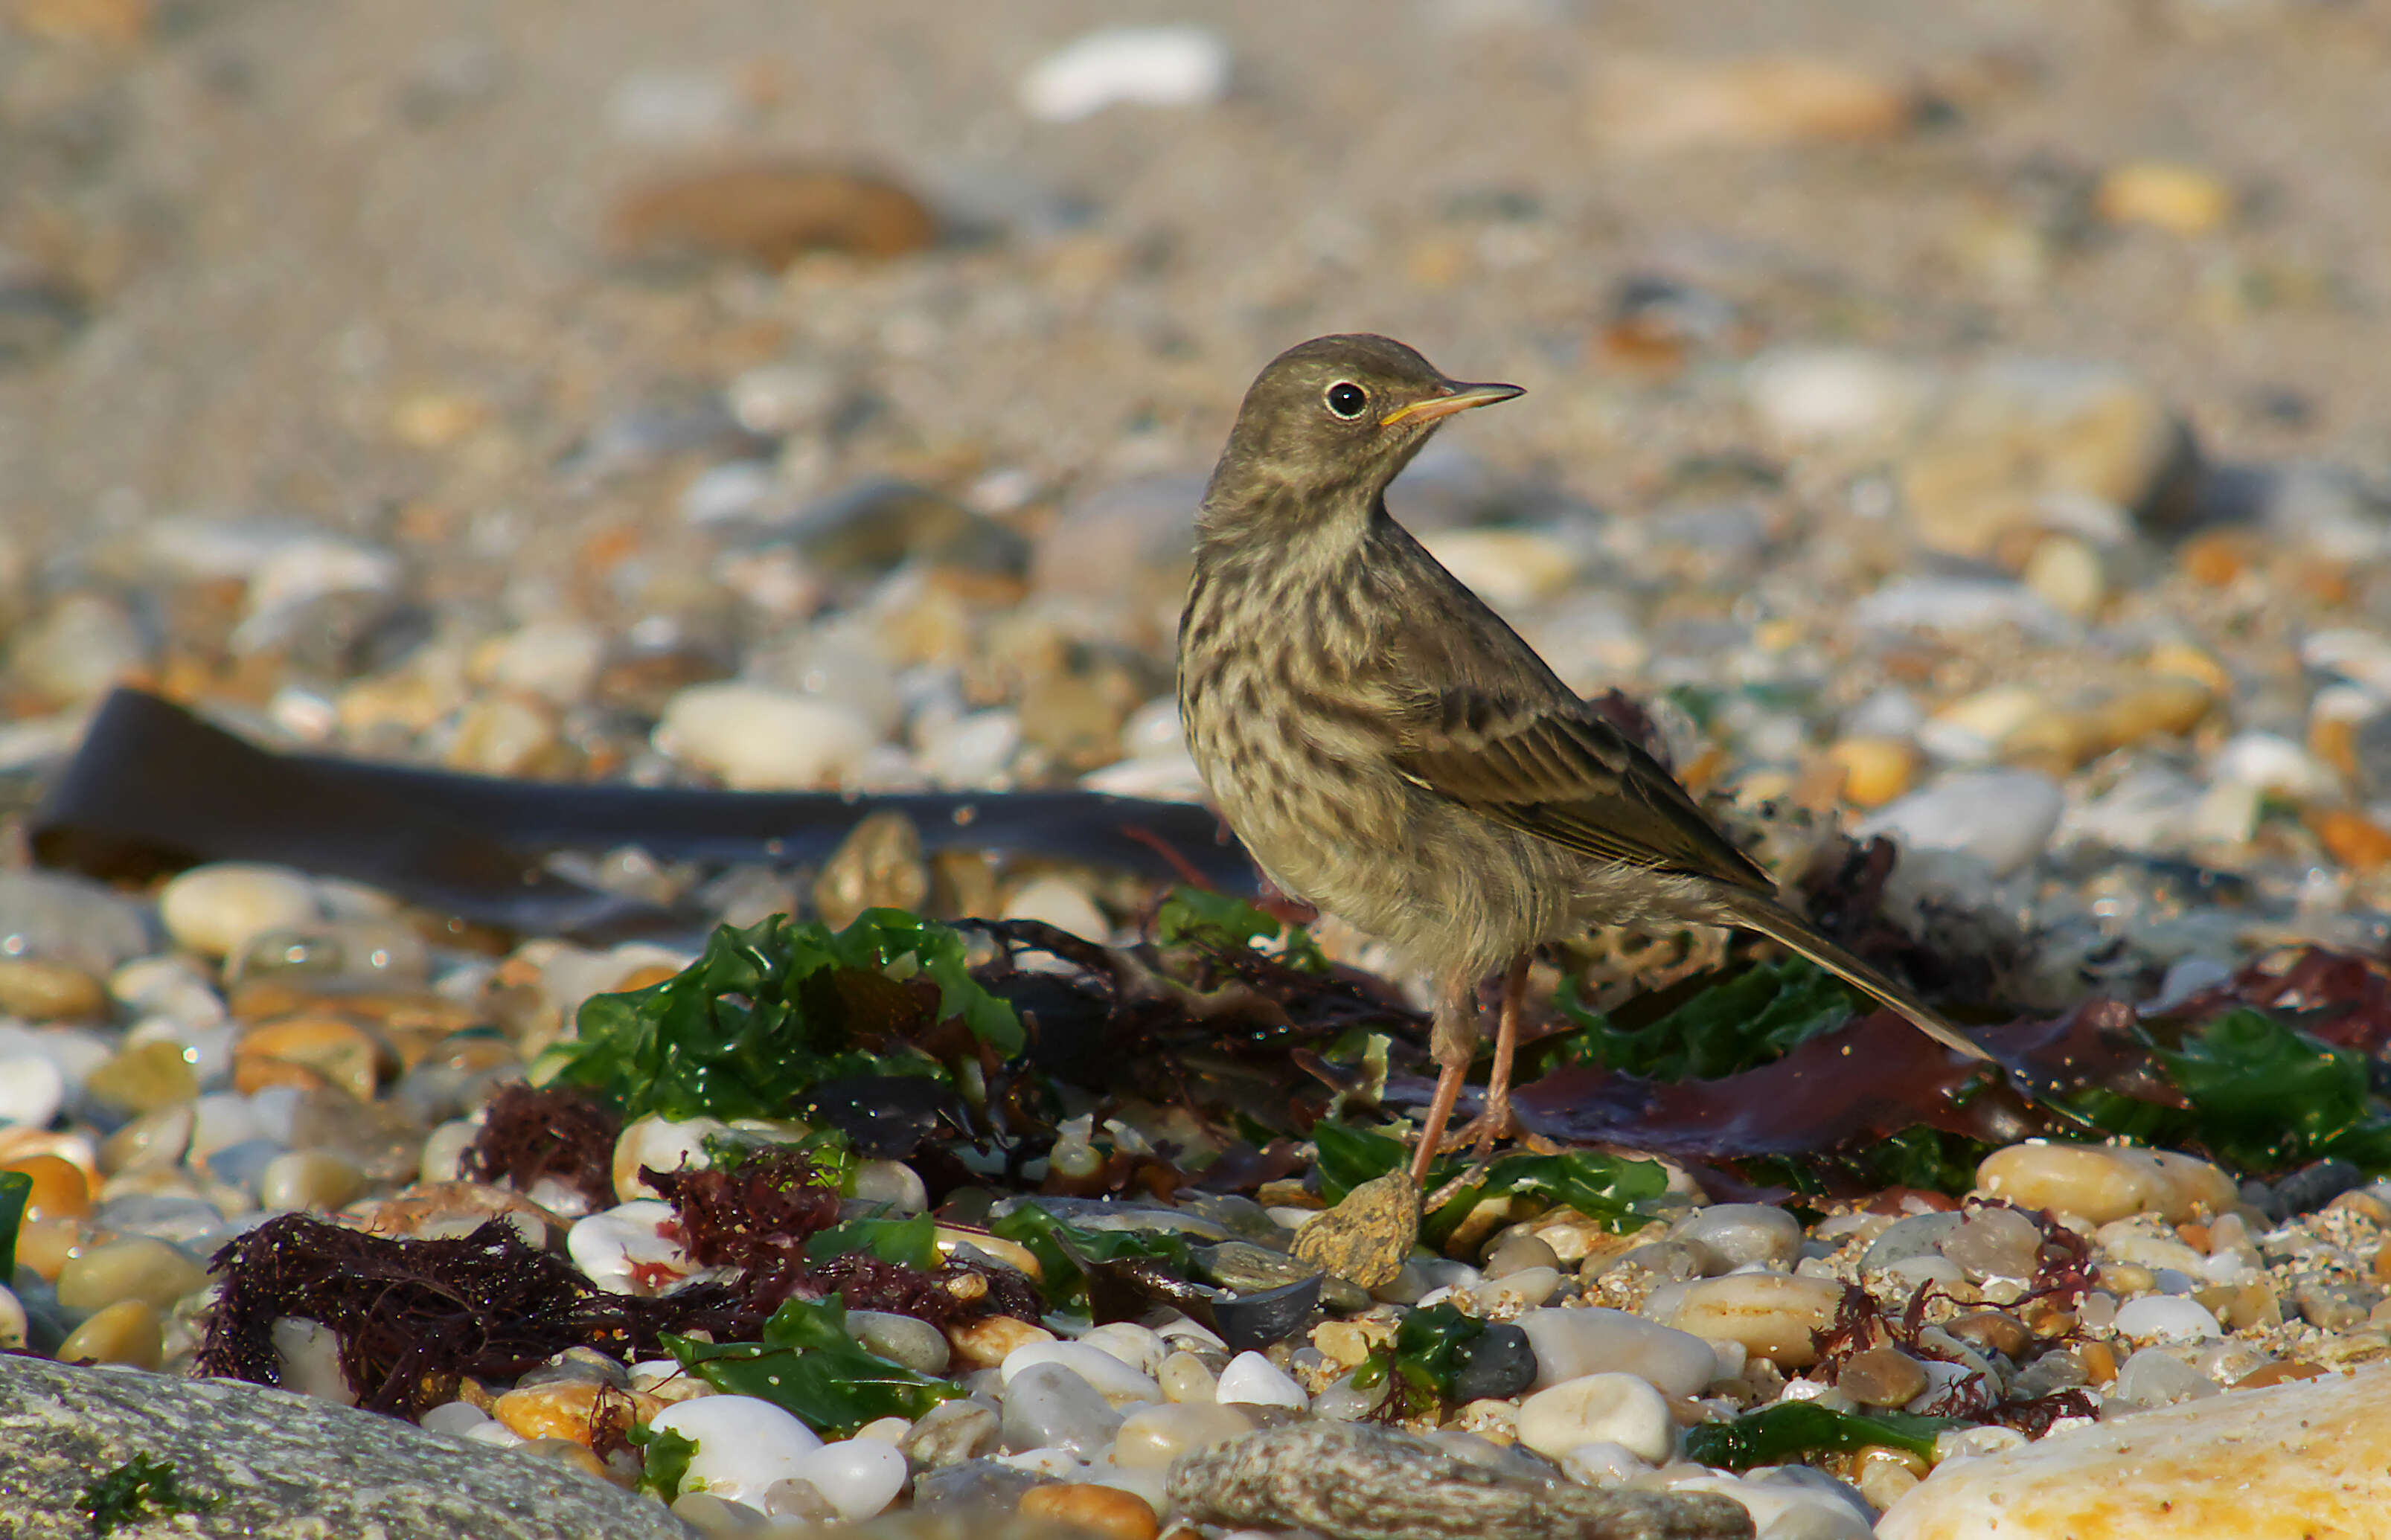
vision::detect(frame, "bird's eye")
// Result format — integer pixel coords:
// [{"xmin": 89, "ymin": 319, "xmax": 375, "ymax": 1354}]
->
[{"xmin": 1324, "ymin": 382, "xmax": 1369, "ymax": 420}]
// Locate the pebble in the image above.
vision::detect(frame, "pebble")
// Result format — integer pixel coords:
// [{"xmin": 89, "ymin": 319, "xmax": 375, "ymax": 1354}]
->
[
  {"xmin": 1156, "ymin": 1350, "xmax": 1218, "ymax": 1404},
  {"xmin": 2111, "ymin": 1294, "xmax": 2223, "ymax": 1343},
  {"xmin": 1214, "ymin": 1350, "xmax": 1308, "ymax": 1411},
  {"xmin": 849, "ymin": 1309, "xmax": 951, "ymax": 1377},
  {"xmin": 650, "ymin": 1394, "xmax": 823, "ymax": 1509},
  {"xmin": 2111, "ymin": 1347, "xmax": 2220, "ymax": 1408},
  {"xmin": 1001, "ymin": 1362, "xmax": 1124, "ymax": 1457},
  {"xmin": 2096, "ymin": 161, "xmax": 2235, "ymax": 237},
  {"xmin": 0, "ymin": 1056, "xmax": 68, "ymax": 1129},
  {"xmin": 1839, "ymin": 1346, "xmax": 1930, "ymax": 1408},
  {"xmin": 54, "ymin": 1236, "xmax": 208, "ymax": 1312},
  {"xmin": 999, "ymin": 876, "xmax": 1112, "ymax": 943},
  {"xmin": 653, "ymin": 682, "xmax": 877, "ymax": 790},
  {"xmin": 1881, "ymin": 1364, "xmax": 2391, "ymax": 1540},
  {"xmin": 0, "ymin": 958, "xmax": 106, "ymax": 1021},
  {"xmin": 1674, "ymin": 1204, "xmax": 1805, "ymax": 1274},
  {"xmin": 84, "ymin": 1039, "xmax": 198, "ymax": 1115},
  {"xmin": 568, "ymin": 1201, "xmax": 697, "ymax": 1295},
  {"xmin": 1977, "ymin": 1143, "xmax": 2227, "ymax": 1225},
  {"xmin": 10, "ymin": 593, "xmax": 145, "ymax": 703},
  {"xmin": 53, "ymin": 1298, "xmax": 164, "ymax": 1369},
  {"xmin": 1018, "ymin": 25, "xmax": 1232, "ymax": 123},
  {"xmin": 1016, "ymin": 1482, "xmax": 1162, "ymax": 1540},
  {"xmin": 1075, "ymin": 1323, "xmax": 1166, "ymax": 1379},
  {"xmin": 1516, "ymin": 1373, "xmax": 1676, "ymax": 1463},
  {"xmin": 1516, "ymin": 1307, "xmax": 1718, "ymax": 1398},
  {"xmin": 256, "ymin": 1148, "xmax": 368, "ymax": 1211},
  {"xmin": 1856, "ymin": 771, "xmax": 2066, "ymax": 878},
  {"xmin": 903, "ymin": 1399, "xmax": 1000, "ymax": 1469},
  {"xmin": 1940, "ymin": 1206, "xmax": 2043, "ymax": 1281},
  {"xmin": 158, "ymin": 864, "xmax": 323, "ymax": 960},
  {"xmin": 1449, "ymin": 1324, "xmax": 1539, "ymax": 1403},
  {"xmin": 1591, "ymin": 54, "xmax": 1918, "ymax": 153},
  {"xmin": 1111, "ymin": 1402, "xmax": 1256, "ymax": 1469},
  {"xmin": 1662, "ymin": 1273, "xmax": 1846, "ymax": 1368},
  {"xmin": 1291, "ymin": 1172, "xmax": 1421, "ymax": 1291},
  {"xmin": 1002, "ymin": 1341, "xmax": 1161, "ymax": 1408},
  {"xmin": 784, "ymin": 1438, "xmax": 907, "ymax": 1522}
]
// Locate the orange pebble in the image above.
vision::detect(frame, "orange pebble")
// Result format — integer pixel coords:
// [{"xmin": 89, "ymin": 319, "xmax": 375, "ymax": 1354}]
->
[
  {"xmin": 1017, "ymin": 1483, "xmax": 1162, "ymax": 1540},
  {"xmin": 3, "ymin": 1154, "xmax": 94, "ymax": 1221},
  {"xmin": 2309, "ymin": 808, "xmax": 2391, "ymax": 871}
]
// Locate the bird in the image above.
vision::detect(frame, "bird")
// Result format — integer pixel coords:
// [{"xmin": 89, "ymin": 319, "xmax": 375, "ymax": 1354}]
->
[{"xmin": 1176, "ymin": 333, "xmax": 1994, "ymax": 1187}]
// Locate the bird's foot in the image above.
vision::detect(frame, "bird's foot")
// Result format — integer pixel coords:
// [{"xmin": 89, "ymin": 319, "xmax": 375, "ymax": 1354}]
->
[{"xmin": 1439, "ymin": 1089, "xmax": 1519, "ymax": 1163}]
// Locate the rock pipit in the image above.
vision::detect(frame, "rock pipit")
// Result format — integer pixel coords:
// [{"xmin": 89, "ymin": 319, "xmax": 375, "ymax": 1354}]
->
[{"xmin": 1177, "ymin": 334, "xmax": 1993, "ymax": 1185}]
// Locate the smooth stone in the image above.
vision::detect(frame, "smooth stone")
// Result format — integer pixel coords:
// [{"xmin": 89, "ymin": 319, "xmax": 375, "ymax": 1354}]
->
[
  {"xmin": 1517, "ymin": 1306, "xmax": 1718, "ymax": 1397},
  {"xmin": 0, "ymin": 1053, "xmax": 66, "ymax": 1128},
  {"xmin": 1214, "ymin": 1351, "xmax": 1307, "ymax": 1411},
  {"xmin": 784, "ymin": 1437, "xmax": 906, "ymax": 1522},
  {"xmin": 0, "ymin": 872, "xmax": 153, "ymax": 978},
  {"xmin": 653, "ymin": 683, "xmax": 877, "ymax": 790},
  {"xmin": 1940, "ymin": 1207, "xmax": 2043, "ymax": 1281},
  {"xmin": 55, "ymin": 1236, "xmax": 208, "ymax": 1312},
  {"xmin": 1483, "ymin": 1233, "xmax": 1563, "ymax": 1279},
  {"xmin": 1002, "ymin": 1341, "xmax": 1161, "ymax": 1408},
  {"xmin": 1561, "ymin": 1440, "xmax": 1652, "ymax": 1486},
  {"xmin": 1450, "ymin": 1324, "xmax": 1539, "ymax": 1403},
  {"xmin": 1075, "ymin": 1324, "xmax": 1166, "ymax": 1379},
  {"xmin": 1018, "ymin": 25, "xmax": 1231, "ymax": 122},
  {"xmin": 1017, "ymin": 1482, "xmax": 1163, "ymax": 1540},
  {"xmin": 1664, "ymin": 1274, "xmax": 1845, "ymax": 1368},
  {"xmin": 1471, "ymin": 1265, "xmax": 1563, "ymax": 1312},
  {"xmin": 903, "ymin": 1399, "xmax": 999, "ymax": 1469},
  {"xmin": 650, "ymin": 1395, "xmax": 824, "ymax": 1508},
  {"xmin": 1112, "ymin": 1402, "xmax": 1256, "ymax": 1469},
  {"xmin": 100, "ymin": 1102, "xmax": 196, "ymax": 1174},
  {"xmin": 1840, "ymin": 1347, "xmax": 1931, "ymax": 1408},
  {"xmin": 1157, "ymin": 1350, "xmax": 1217, "ymax": 1404},
  {"xmin": 1978, "ymin": 1143, "xmax": 2220, "ymax": 1225},
  {"xmin": 257, "ymin": 1149, "xmax": 368, "ymax": 1212},
  {"xmin": 848, "ymin": 1309, "xmax": 951, "ymax": 1376},
  {"xmin": 2293, "ymin": 1277, "xmax": 2381, "ymax": 1331},
  {"xmin": 1860, "ymin": 1213, "xmax": 1967, "ymax": 1272},
  {"xmin": 909, "ymin": 1457, "xmax": 1052, "ymax": 1513},
  {"xmin": 0, "ymin": 957, "xmax": 106, "ymax": 1021},
  {"xmin": 1517, "ymin": 1373, "xmax": 1676, "ymax": 1464},
  {"xmin": 84, "ymin": 1040, "xmax": 199, "ymax": 1117},
  {"xmin": 1000, "ymin": 1362, "xmax": 1123, "ymax": 1457},
  {"xmin": 1881, "ymin": 1364, "xmax": 2391, "ymax": 1540},
  {"xmin": 272, "ymin": 1318, "xmax": 356, "ymax": 1404},
  {"xmin": 568, "ymin": 1201, "xmax": 697, "ymax": 1296},
  {"xmin": 1674, "ymin": 1472, "xmax": 1873, "ymax": 1540},
  {"xmin": 10, "ymin": 593, "xmax": 144, "ymax": 702},
  {"xmin": 2112, "ymin": 1294, "xmax": 2221, "ymax": 1344},
  {"xmin": 2111, "ymin": 1347, "xmax": 2221, "ymax": 1408},
  {"xmin": 54, "ymin": 1298, "xmax": 164, "ymax": 1369},
  {"xmin": 1744, "ymin": 347, "xmax": 1932, "ymax": 446},
  {"xmin": 999, "ymin": 876, "xmax": 1111, "ymax": 942},
  {"xmin": 1855, "ymin": 771, "xmax": 2065, "ymax": 878},
  {"xmin": 1674, "ymin": 1204, "xmax": 1804, "ymax": 1274},
  {"xmin": 159, "ymin": 864, "xmax": 322, "ymax": 960}
]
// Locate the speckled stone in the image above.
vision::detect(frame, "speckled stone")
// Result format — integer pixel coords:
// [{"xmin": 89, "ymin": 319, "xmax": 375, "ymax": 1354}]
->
[
  {"xmin": 0, "ymin": 1358, "xmax": 691, "ymax": 1539},
  {"xmin": 1168, "ymin": 1422, "xmax": 1753, "ymax": 1540},
  {"xmin": 1291, "ymin": 1172, "xmax": 1421, "ymax": 1291}
]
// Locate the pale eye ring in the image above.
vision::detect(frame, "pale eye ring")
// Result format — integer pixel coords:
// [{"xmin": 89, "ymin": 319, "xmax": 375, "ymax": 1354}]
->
[{"xmin": 1324, "ymin": 381, "xmax": 1369, "ymax": 419}]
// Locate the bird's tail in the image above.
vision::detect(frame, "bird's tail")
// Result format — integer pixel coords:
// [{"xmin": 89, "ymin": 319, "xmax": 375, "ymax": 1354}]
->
[{"xmin": 1723, "ymin": 898, "xmax": 1994, "ymax": 1063}]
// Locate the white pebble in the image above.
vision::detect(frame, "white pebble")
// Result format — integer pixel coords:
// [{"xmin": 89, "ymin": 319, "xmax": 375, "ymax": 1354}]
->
[
  {"xmin": 568, "ymin": 1201, "xmax": 701, "ymax": 1296},
  {"xmin": 421, "ymin": 1400, "xmax": 493, "ymax": 1437},
  {"xmin": 654, "ymin": 683, "xmax": 877, "ymax": 790},
  {"xmin": 652, "ymin": 1394, "xmax": 825, "ymax": 1508},
  {"xmin": 1002, "ymin": 1341, "xmax": 1163, "ymax": 1407},
  {"xmin": 784, "ymin": 1437, "xmax": 906, "ymax": 1522},
  {"xmin": 1517, "ymin": 1307, "xmax": 1718, "ymax": 1398},
  {"xmin": 2111, "ymin": 1294, "xmax": 2222, "ymax": 1343},
  {"xmin": 1857, "ymin": 769, "xmax": 2064, "ymax": 878},
  {"xmin": 1001, "ymin": 877, "xmax": 1111, "ymax": 943},
  {"xmin": 159, "ymin": 864, "xmax": 321, "ymax": 959},
  {"xmin": 0, "ymin": 1054, "xmax": 65, "ymax": 1127},
  {"xmin": 1561, "ymin": 1440, "xmax": 1653, "ymax": 1487},
  {"xmin": 1019, "ymin": 25, "xmax": 1231, "ymax": 122},
  {"xmin": 1214, "ymin": 1350, "xmax": 1308, "ymax": 1410},
  {"xmin": 1077, "ymin": 1322, "xmax": 1168, "ymax": 1379},
  {"xmin": 1517, "ymin": 1373, "xmax": 1676, "ymax": 1463}
]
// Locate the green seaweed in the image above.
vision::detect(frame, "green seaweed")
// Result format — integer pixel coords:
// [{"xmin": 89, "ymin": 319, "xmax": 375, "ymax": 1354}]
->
[
  {"xmin": 1349, "ymin": 1301, "xmax": 1485, "ymax": 1417},
  {"xmin": 0, "ymin": 1167, "xmax": 28, "ymax": 1283},
  {"xmin": 2079, "ymin": 1007, "xmax": 2391, "ymax": 1175},
  {"xmin": 1156, "ymin": 886, "xmax": 1329, "ymax": 973},
  {"xmin": 988, "ymin": 1203, "xmax": 1192, "ymax": 1306},
  {"xmin": 1683, "ymin": 1402, "xmax": 1954, "ymax": 1469},
  {"xmin": 664, "ymin": 1297, "xmax": 962, "ymax": 1436},
  {"xmin": 1554, "ymin": 957, "xmax": 1860, "ymax": 1081},
  {"xmin": 537, "ymin": 911, "xmax": 1021, "ymax": 1121},
  {"xmin": 803, "ymin": 1210, "xmax": 941, "ymax": 1269},
  {"xmin": 80, "ymin": 1454, "xmax": 217, "ymax": 1536},
  {"xmin": 627, "ymin": 1421, "xmax": 697, "ymax": 1502}
]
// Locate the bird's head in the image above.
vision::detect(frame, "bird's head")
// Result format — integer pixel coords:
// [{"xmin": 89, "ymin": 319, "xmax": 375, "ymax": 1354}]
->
[{"xmin": 1200, "ymin": 333, "xmax": 1522, "ymax": 535}]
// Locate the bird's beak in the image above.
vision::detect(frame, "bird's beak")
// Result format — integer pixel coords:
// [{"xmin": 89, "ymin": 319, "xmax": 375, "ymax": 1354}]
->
[{"xmin": 1379, "ymin": 380, "xmax": 1526, "ymax": 428}]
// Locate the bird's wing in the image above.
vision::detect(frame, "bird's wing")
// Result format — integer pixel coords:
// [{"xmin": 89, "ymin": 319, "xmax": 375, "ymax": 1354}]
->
[{"xmin": 1392, "ymin": 687, "xmax": 1778, "ymax": 893}]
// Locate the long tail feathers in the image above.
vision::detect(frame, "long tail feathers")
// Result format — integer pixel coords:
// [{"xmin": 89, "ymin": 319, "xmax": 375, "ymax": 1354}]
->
[{"xmin": 1727, "ymin": 899, "xmax": 1994, "ymax": 1064}]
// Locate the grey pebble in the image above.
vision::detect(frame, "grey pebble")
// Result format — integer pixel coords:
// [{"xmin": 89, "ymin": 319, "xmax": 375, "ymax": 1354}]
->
[{"xmin": 999, "ymin": 1362, "xmax": 1121, "ymax": 1457}]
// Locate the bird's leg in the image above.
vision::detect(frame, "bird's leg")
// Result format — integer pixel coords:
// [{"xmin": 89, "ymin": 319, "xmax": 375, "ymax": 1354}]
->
[
  {"xmin": 1446, "ymin": 955, "xmax": 1531, "ymax": 1161},
  {"xmin": 1408, "ymin": 975, "xmax": 1479, "ymax": 1187}
]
